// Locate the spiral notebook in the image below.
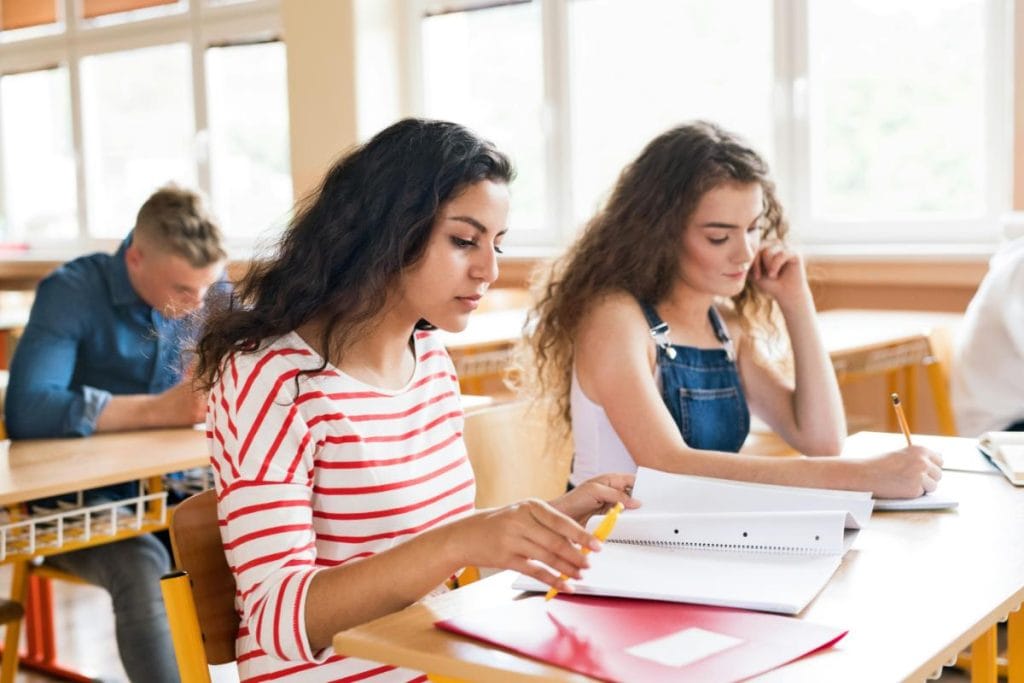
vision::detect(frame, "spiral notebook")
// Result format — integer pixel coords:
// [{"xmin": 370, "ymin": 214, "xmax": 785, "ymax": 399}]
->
[{"xmin": 514, "ymin": 468, "xmax": 871, "ymax": 614}]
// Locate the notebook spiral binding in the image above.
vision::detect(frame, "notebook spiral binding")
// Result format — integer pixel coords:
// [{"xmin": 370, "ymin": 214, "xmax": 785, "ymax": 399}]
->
[{"xmin": 611, "ymin": 539, "xmax": 831, "ymax": 555}]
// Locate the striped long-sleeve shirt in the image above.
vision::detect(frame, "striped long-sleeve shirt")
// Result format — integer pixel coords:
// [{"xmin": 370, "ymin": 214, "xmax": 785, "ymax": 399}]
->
[{"xmin": 207, "ymin": 329, "xmax": 476, "ymax": 682}]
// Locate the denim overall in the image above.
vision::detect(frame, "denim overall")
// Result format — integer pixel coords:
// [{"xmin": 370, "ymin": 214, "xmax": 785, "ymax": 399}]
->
[{"xmin": 642, "ymin": 303, "xmax": 750, "ymax": 452}]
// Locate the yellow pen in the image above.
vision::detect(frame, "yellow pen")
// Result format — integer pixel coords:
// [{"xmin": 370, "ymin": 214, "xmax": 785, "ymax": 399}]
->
[{"xmin": 545, "ymin": 501, "xmax": 625, "ymax": 601}]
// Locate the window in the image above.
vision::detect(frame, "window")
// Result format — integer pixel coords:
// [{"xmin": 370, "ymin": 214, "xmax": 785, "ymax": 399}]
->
[
  {"xmin": 412, "ymin": 0, "xmax": 1012, "ymax": 248},
  {"xmin": 206, "ymin": 40, "xmax": 292, "ymax": 239},
  {"xmin": 568, "ymin": 0, "xmax": 773, "ymax": 227},
  {"xmin": 421, "ymin": 1, "xmax": 546, "ymax": 238},
  {"xmin": 806, "ymin": 0, "xmax": 994, "ymax": 241},
  {"xmin": 81, "ymin": 44, "xmax": 196, "ymax": 238},
  {"xmin": 0, "ymin": 67, "xmax": 77, "ymax": 242},
  {"xmin": 0, "ymin": 0, "xmax": 288, "ymax": 246}
]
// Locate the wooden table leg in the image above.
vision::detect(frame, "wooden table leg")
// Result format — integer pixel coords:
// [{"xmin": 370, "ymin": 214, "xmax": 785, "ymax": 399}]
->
[
  {"xmin": 1009, "ymin": 609, "xmax": 1023, "ymax": 683},
  {"xmin": 971, "ymin": 624, "xmax": 998, "ymax": 683}
]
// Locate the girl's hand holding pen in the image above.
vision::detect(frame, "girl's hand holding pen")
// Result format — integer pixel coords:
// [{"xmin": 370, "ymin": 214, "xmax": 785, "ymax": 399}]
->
[
  {"xmin": 855, "ymin": 446, "xmax": 944, "ymax": 499},
  {"xmin": 442, "ymin": 475, "xmax": 637, "ymax": 593},
  {"xmin": 445, "ymin": 499, "xmax": 604, "ymax": 594}
]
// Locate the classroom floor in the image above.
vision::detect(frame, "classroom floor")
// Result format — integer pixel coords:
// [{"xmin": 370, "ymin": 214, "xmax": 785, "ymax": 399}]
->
[{"xmin": 0, "ymin": 562, "xmax": 979, "ymax": 682}]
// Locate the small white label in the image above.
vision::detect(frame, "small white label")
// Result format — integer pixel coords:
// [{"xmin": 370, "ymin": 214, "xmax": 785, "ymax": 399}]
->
[{"xmin": 625, "ymin": 626, "xmax": 744, "ymax": 668}]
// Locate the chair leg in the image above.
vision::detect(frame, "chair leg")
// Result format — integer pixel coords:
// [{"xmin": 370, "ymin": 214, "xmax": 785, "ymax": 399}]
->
[
  {"xmin": 1, "ymin": 562, "xmax": 29, "ymax": 683},
  {"xmin": 160, "ymin": 571, "xmax": 213, "ymax": 683}
]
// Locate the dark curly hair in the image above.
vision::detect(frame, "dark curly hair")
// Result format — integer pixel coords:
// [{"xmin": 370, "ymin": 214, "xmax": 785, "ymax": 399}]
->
[
  {"xmin": 527, "ymin": 120, "xmax": 788, "ymax": 427},
  {"xmin": 195, "ymin": 118, "xmax": 514, "ymax": 389}
]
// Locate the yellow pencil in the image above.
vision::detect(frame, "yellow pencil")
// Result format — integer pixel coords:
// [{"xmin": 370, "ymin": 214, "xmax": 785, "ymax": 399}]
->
[
  {"xmin": 545, "ymin": 502, "xmax": 624, "ymax": 601},
  {"xmin": 890, "ymin": 393, "xmax": 913, "ymax": 447}
]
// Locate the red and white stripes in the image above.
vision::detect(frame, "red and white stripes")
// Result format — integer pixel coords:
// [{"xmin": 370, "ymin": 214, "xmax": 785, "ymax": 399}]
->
[{"xmin": 208, "ymin": 330, "xmax": 474, "ymax": 682}]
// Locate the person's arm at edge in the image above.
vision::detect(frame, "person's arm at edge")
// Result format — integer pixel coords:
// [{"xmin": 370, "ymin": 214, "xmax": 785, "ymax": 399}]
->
[{"xmin": 5, "ymin": 276, "xmax": 110, "ymax": 438}]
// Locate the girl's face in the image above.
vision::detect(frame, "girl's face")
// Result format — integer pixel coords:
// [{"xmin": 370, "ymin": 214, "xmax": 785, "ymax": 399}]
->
[
  {"xmin": 678, "ymin": 181, "xmax": 764, "ymax": 298},
  {"xmin": 397, "ymin": 179, "xmax": 510, "ymax": 332}
]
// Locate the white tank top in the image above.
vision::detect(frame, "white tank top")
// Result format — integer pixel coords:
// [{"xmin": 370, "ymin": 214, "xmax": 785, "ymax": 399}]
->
[{"xmin": 569, "ymin": 371, "xmax": 639, "ymax": 485}]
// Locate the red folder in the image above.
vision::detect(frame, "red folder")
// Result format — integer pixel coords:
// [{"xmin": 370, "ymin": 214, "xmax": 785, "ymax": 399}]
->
[{"xmin": 436, "ymin": 594, "xmax": 846, "ymax": 682}]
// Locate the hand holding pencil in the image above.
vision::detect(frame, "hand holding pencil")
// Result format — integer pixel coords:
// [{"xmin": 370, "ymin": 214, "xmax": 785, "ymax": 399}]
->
[
  {"xmin": 852, "ymin": 392, "xmax": 943, "ymax": 498},
  {"xmin": 546, "ymin": 502, "xmax": 624, "ymax": 601}
]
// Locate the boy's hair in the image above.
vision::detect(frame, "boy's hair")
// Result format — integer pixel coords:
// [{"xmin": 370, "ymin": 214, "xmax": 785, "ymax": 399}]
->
[{"xmin": 134, "ymin": 184, "xmax": 226, "ymax": 267}]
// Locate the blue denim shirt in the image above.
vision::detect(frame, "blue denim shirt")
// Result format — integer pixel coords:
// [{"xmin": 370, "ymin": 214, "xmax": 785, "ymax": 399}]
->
[{"xmin": 5, "ymin": 235, "xmax": 198, "ymax": 439}]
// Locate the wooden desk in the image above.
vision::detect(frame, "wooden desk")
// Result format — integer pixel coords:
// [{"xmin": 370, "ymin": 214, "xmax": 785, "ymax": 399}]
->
[
  {"xmin": 439, "ymin": 307, "xmax": 963, "ymax": 435},
  {"xmin": 818, "ymin": 309, "xmax": 962, "ymax": 435},
  {"xmin": 334, "ymin": 434, "xmax": 1024, "ymax": 683},
  {"xmin": 0, "ymin": 428, "xmax": 208, "ymax": 507},
  {"xmin": 0, "ymin": 428, "xmax": 209, "ymax": 683},
  {"xmin": 437, "ymin": 310, "xmax": 528, "ymax": 394}
]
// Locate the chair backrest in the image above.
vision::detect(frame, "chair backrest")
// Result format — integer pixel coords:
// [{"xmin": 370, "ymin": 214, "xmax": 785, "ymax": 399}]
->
[
  {"xmin": 168, "ymin": 488, "xmax": 238, "ymax": 665},
  {"xmin": 462, "ymin": 400, "xmax": 573, "ymax": 508}
]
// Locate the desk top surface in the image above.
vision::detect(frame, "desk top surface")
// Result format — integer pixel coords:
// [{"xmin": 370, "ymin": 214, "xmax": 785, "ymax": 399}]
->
[
  {"xmin": 816, "ymin": 309, "xmax": 962, "ymax": 355},
  {"xmin": 334, "ymin": 434, "xmax": 1024, "ymax": 682},
  {"xmin": 0, "ymin": 427, "xmax": 209, "ymax": 506},
  {"xmin": 436, "ymin": 308, "xmax": 962, "ymax": 355}
]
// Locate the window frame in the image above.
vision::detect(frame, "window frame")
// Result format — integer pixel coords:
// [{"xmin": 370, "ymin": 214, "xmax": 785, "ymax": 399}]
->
[
  {"xmin": 0, "ymin": 0, "xmax": 283, "ymax": 252},
  {"xmin": 406, "ymin": 0, "xmax": 1016, "ymax": 251}
]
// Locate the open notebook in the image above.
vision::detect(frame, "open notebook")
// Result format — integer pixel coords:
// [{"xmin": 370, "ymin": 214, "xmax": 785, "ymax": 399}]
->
[
  {"xmin": 978, "ymin": 431, "xmax": 1024, "ymax": 485},
  {"xmin": 514, "ymin": 468, "xmax": 871, "ymax": 614}
]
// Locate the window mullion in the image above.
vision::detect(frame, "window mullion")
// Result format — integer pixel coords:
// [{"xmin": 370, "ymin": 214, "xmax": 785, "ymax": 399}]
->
[
  {"xmin": 985, "ymin": 0, "xmax": 1013, "ymax": 224},
  {"xmin": 66, "ymin": 0, "xmax": 91, "ymax": 242},
  {"xmin": 541, "ymin": 0, "xmax": 570, "ymax": 244},
  {"xmin": 773, "ymin": 0, "xmax": 808, "ymax": 239},
  {"xmin": 191, "ymin": 1, "xmax": 210, "ymax": 201},
  {"xmin": 401, "ymin": 0, "xmax": 426, "ymax": 116}
]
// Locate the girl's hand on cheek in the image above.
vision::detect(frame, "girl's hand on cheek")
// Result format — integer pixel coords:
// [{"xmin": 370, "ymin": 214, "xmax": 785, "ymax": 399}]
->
[{"xmin": 752, "ymin": 242, "xmax": 809, "ymax": 305}]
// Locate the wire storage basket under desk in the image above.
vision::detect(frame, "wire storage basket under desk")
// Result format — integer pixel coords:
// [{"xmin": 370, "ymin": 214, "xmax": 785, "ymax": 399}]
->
[{"xmin": 0, "ymin": 467, "xmax": 215, "ymax": 563}]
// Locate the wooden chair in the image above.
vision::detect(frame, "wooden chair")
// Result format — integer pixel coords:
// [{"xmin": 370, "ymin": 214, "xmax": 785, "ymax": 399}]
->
[
  {"xmin": 462, "ymin": 400, "xmax": 573, "ymax": 509},
  {"xmin": 159, "ymin": 489, "xmax": 238, "ymax": 683}
]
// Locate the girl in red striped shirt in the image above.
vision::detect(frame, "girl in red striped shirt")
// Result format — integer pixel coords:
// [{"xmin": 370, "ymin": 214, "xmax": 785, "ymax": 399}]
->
[{"xmin": 194, "ymin": 119, "xmax": 637, "ymax": 683}]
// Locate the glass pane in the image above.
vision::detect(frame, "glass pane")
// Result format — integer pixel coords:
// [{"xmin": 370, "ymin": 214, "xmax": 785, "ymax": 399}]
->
[
  {"xmin": 206, "ymin": 41, "xmax": 292, "ymax": 239},
  {"xmin": 422, "ymin": 1, "xmax": 545, "ymax": 233},
  {"xmin": 0, "ymin": 67, "xmax": 77, "ymax": 242},
  {"xmin": 82, "ymin": 0, "xmax": 179, "ymax": 19},
  {"xmin": 1, "ymin": 0, "xmax": 57, "ymax": 30},
  {"xmin": 808, "ymin": 0, "xmax": 986, "ymax": 219},
  {"xmin": 80, "ymin": 44, "xmax": 196, "ymax": 238},
  {"xmin": 569, "ymin": 0, "xmax": 773, "ymax": 228}
]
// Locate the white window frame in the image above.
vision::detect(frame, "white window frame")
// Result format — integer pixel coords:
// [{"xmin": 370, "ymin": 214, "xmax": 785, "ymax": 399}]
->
[
  {"xmin": 0, "ymin": 0, "xmax": 282, "ymax": 253},
  {"xmin": 405, "ymin": 0, "xmax": 1016, "ymax": 252}
]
